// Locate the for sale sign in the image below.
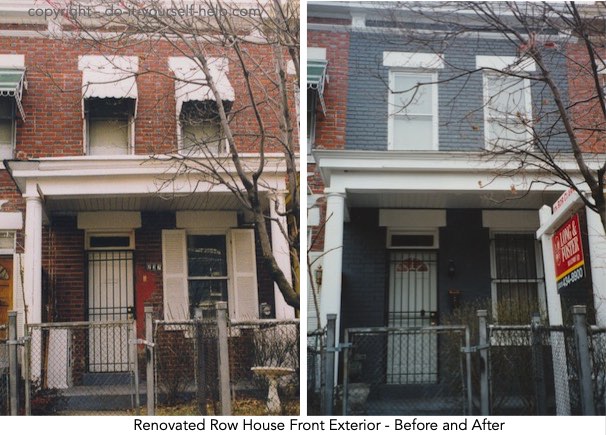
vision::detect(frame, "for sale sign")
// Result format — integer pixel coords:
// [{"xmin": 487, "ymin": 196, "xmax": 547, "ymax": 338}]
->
[{"xmin": 553, "ymin": 213, "xmax": 585, "ymax": 292}]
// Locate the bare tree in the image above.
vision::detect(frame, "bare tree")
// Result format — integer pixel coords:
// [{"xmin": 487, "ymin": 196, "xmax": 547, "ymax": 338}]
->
[
  {"xmin": 368, "ymin": 1, "xmax": 606, "ymax": 230},
  {"xmin": 47, "ymin": 0, "xmax": 300, "ymax": 310}
]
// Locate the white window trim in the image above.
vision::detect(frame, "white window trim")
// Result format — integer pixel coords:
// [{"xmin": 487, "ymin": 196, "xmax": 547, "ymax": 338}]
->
[
  {"xmin": 384, "ymin": 52, "xmax": 444, "ymax": 69},
  {"xmin": 388, "ymin": 70, "xmax": 439, "ymax": 151},
  {"xmin": 85, "ymin": 230, "xmax": 136, "ymax": 250},
  {"xmin": 476, "ymin": 55, "xmax": 536, "ymax": 72},
  {"xmin": 489, "ymin": 230, "xmax": 546, "ymax": 323},
  {"xmin": 481, "ymin": 72, "xmax": 533, "ymax": 151}
]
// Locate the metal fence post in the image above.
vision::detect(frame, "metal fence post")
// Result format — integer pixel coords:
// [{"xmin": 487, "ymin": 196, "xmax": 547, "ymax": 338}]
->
[
  {"xmin": 216, "ymin": 302, "xmax": 232, "ymax": 415},
  {"xmin": 23, "ymin": 330, "xmax": 30, "ymax": 416},
  {"xmin": 195, "ymin": 318, "xmax": 207, "ymax": 415},
  {"xmin": 324, "ymin": 314, "xmax": 336, "ymax": 415},
  {"xmin": 341, "ymin": 328, "xmax": 349, "ymax": 416},
  {"xmin": 531, "ymin": 313, "xmax": 547, "ymax": 415},
  {"xmin": 477, "ymin": 309, "xmax": 490, "ymax": 415},
  {"xmin": 131, "ymin": 321, "xmax": 140, "ymax": 414},
  {"xmin": 572, "ymin": 305, "xmax": 595, "ymax": 415},
  {"xmin": 144, "ymin": 306, "xmax": 155, "ymax": 416},
  {"xmin": 7, "ymin": 311, "xmax": 18, "ymax": 416}
]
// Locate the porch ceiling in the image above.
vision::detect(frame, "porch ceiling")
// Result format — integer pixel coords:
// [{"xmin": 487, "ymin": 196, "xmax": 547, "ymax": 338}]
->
[
  {"xmin": 345, "ymin": 189, "xmax": 563, "ymax": 210},
  {"xmin": 44, "ymin": 192, "xmax": 248, "ymax": 214}
]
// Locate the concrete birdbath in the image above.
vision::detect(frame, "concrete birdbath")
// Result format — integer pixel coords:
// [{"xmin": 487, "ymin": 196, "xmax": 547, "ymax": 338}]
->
[{"xmin": 251, "ymin": 366, "xmax": 295, "ymax": 414}]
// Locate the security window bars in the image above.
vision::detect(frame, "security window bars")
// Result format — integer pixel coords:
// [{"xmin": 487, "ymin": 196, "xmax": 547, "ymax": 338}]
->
[{"xmin": 491, "ymin": 233, "xmax": 544, "ymax": 324}]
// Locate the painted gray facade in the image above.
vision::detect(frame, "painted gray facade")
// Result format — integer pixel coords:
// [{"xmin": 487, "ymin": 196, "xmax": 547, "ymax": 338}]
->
[{"xmin": 346, "ymin": 31, "xmax": 570, "ymax": 152}]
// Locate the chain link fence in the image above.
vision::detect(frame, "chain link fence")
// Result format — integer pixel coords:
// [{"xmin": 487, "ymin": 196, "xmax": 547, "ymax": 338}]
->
[
  {"xmin": 26, "ymin": 320, "xmax": 139, "ymax": 415},
  {"xmin": 342, "ymin": 326, "xmax": 470, "ymax": 416},
  {"xmin": 588, "ymin": 327, "xmax": 606, "ymax": 414},
  {"xmin": 307, "ymin": 329, "xmax": 325, "ymax": 415},
  {"xmin": 152, "ymin": 316, "xmax": 299, "ymax": 415}
]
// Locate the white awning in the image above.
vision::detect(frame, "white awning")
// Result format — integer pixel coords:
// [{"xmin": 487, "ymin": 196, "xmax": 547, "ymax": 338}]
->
[
  {"xmin": 169, "ymin": 57, "xmax": 235, "ymax": 115},
  {"xmin": 0, "ymin": 54, "xmax": 27, "ymax": 119},
  {"xmin": 78, "ymin": 56, "xmax": 138, "ymax": 101}
]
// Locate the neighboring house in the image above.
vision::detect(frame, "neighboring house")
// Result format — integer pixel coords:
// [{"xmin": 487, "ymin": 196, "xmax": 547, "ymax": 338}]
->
[
  {"xmin": 0, "ymin": 3, "xmax": 296, "ymax": 375},
  {"xmin": 307, "ymin": 1, "xmax": 606, "ymax": 388}
]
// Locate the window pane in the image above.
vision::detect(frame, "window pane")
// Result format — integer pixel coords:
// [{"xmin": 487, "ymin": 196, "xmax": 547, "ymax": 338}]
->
[
  {"xmin": 486, "ymin": 75, "xmax": 527, "ymax": 118},
  {"xmin": 0, "ymin": 97, "xmax": 13, "ymax": 118},
  {"xmin": 307, "ymin": 89, "xmax": 317, "ymax": 143},
  {"xmin": 487, "ymin": 120, "xmax": 530, "ymax": 148},
  {"xmin": 88, "ymin": 118, "xmax": 129, "ymax": 155},
  {"xmin": 188, "ymin": 279, "xmax": 227, "ymax": 318},
  {"xmin": 0, "ymin": 119, "xmax": 12, "ymax": 144},
  {"xmin": 187, "ymin": 235, "xmax": 227, "ymax": 277},
  {"xmin": 393, "ymin": 74, "xmax": 432, "ymax": 115},
  {"xmin": 182, "ymin": 122, "xmax": 222, "ymax": 155},
  {"xmin": 393, "ymin": 115, "xmax": 433, "ymax": 150}
]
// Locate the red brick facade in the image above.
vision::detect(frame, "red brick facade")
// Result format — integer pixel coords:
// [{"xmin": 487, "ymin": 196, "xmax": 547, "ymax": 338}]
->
[
  {"xmin": 308, "ymin": 25, "xmax": 349, "ymax": 251},
  {"xmin": 566, "ymin": 43, "xmax": 606, "ymax": 153}
]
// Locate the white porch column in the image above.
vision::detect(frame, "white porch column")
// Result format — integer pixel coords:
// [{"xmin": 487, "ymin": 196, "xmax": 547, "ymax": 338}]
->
[
  {"xmin": 319, "ymin": 192, "xmax": 346, "ymax": 330},
  {"xmin": 269, "ymin": 192, "xmax": 295, "ymax": 319},
  {"xmin": 586, "ymin": 206, "xmax": 606, "ymax": 327},
  {"xmin": 24, "ymin": 194, "xmax": 43, "ymax": 324}
]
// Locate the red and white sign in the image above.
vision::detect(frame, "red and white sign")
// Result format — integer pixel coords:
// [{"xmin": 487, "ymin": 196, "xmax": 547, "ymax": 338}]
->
[{"xmin": 552, "ymin": 213, "xmax": 585, "ymax": 291}]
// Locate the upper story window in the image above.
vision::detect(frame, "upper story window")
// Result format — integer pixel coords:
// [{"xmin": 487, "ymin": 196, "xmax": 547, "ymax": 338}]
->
[
  {"xmin": 0, "ymin": 55, "xmax": 27, "ymax": 160},
  {"xmin": 307, "ymin": 47, "xmax": 328, "ymax": 149},
  {"xmin": 78, "ymin": 56, "xmax": 138, "ymax": 156},
  {"xmin": 169, "ymin": 57, "xmax": 234, "ymax": 157},
  {"xmin": 383, "ymin": 52, "xmax": 443, "ymax": 151},
  {"xmin": 0, "ymin": 97, "xmax": 15, "ymax": 160},
  {"xmin": 477, "ymin": 56, "xmax": 535, "ymax": 150}
]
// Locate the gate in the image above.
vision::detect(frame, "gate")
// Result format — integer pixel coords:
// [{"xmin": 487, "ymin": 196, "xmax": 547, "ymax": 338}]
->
[
  {"xmin": 87, "ymin": 250, "xmax": 134, "ymax": 372},
  {"xmin": 0, "ymin": 324, "xmax": 7, "ymax": 415},
  {"xmin": 342, "ymin": 325, "xmax": 471, "ymax": 415}
]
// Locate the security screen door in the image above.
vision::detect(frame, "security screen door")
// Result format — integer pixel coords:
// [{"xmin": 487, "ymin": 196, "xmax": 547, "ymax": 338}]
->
[{"xmin": 387, "ymin": 250, "xmax": 438, "ymax": 383}]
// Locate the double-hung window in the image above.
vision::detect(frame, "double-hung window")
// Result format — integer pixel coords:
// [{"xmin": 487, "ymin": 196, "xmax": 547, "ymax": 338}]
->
[
  {"xmin": 384, "ymin": 52, "xmax": 443, "ymax": 151},
  {"xmin": 0, "ymin": 55, "xmax": 27, "ymax": 160},
  {"xmin": 169, "ymin": 57, "xmax": 234, "ymax": 157},
  {"xmin": 477, "ymin": 56, "xmax": 534, "ymax": 150},
  {"xmin": 0, "ymin": 97, "xmax": 15, "ymax": 159},
  {"xmin": 389, "ymin": 71, "xmax": 437, "ymax": 150},
  {"xmin": 78, "ymin": 56, "xmax": 138, "ymax": 156}
]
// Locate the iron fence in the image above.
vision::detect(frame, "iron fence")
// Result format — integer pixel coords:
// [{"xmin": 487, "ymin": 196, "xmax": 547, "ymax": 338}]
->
[
  {"xmin": 342, "ymin": 326, "xmax": 471, "ymax": 416},
  {"xmin": 26, "ymin": 320, "xmax": 139, "ymax": 415}
]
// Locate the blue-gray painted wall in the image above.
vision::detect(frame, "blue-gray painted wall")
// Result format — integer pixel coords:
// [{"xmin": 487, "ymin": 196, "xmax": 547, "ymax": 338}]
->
[
  {"xmin": 341, "ymin": 209, "xmax": 492, "ymax": 330},
  {"xmin": 346, "ymin": 31, "xmax": 570, "ymax": 152}
]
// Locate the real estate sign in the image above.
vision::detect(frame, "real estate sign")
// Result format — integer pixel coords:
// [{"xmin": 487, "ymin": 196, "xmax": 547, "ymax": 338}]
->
[{"xmin": 552, "ymin": 213, "xmax": 585, "ymax": 292}]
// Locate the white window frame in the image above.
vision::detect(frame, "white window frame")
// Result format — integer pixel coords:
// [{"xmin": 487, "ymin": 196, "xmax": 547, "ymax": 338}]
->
[
  {"xmin": 85, "ymin": 231, "xmax": 136, "ymax": 251},
  {"xmin": 387, "ymin": 70, "xmax": 439, "ymax": 151},
  {"xmin": 476, "ymin": 56, "xmax": 535, "ymax": 151},
  {"xmin": 489, "ymin": 231, "xmax": 546, "ymax": 323},
  {"xmin": 482, "ymin": 73, "xmax": 533, "ymax": 151}
]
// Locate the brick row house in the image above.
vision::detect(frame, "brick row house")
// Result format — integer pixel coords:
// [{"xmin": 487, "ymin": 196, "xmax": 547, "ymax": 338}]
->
[
  {"xmin": 307, "ymin": 0, "xmax": 606, "ymax": 403},
  {"xmin": 0, "ymin": 2, "xmax": 297, "ymax": 383}
]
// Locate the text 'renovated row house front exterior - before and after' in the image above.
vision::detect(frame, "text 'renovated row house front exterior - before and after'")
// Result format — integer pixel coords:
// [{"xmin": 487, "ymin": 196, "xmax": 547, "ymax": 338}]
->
[
  {"xmin": 0, "ymin": 0, "xmax": 300, "ymax": 416},
  {"xmin": 307, "ymin": 1, "xmax": 606, "ymax": 416}
]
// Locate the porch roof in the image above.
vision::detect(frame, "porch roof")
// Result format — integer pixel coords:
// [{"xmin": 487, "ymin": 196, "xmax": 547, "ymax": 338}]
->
[
  {"xmin": 313, "ymin": 149, "xmax": 590, "ymax": 210},
  {"xmin": 4, "ymin": 154, "xmax": 291, "ymax": 211}
]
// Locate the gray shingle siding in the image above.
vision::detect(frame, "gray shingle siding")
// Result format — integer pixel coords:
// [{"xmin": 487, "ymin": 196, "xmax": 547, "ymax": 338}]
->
[{"xmin": 346, "ymin": 31, "xmax": 570, "ymax": 152}]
